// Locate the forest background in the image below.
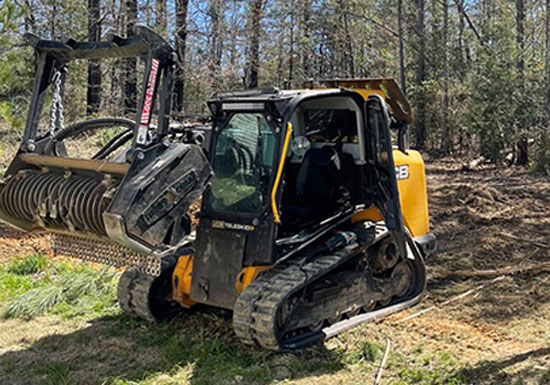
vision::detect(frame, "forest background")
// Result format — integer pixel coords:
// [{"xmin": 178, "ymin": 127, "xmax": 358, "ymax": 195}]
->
[{"xmin": 0, "ymin": 0, "xmax": 550, "ymax": 173}]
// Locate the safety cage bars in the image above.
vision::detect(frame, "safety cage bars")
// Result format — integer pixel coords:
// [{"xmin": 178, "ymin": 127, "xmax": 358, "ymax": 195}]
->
[{"xmin": 20, "ymin": 25, "xmax": 177, "ymax": 157}]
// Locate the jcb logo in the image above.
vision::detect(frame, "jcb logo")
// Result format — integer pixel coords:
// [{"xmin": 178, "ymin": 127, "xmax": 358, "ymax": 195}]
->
[{"xmin": 395, "ymin": 164, "xmax": 410, "ymax": 181}]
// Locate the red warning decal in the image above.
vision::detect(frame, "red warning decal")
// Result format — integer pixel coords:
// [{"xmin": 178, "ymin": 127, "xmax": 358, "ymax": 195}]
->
[{"xmin": 140, "ymin": 58, "xmax": 160, "ymax": 126}]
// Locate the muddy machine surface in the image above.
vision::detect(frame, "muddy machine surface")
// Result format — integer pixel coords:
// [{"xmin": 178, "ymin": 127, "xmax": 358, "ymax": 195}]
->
[{"xmin": 0, "ymin": 30, "xmax": 435, "ymax": 351}]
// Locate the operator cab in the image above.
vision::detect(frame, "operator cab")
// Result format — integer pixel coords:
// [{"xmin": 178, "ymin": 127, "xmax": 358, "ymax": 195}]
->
[{"xmin": 191, "ymin": 87, "xmax": 406, "ymax": 309}]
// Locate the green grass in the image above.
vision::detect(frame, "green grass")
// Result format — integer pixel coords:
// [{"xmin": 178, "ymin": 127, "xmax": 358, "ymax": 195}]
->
[
  {"xmin": 0, "ymin": 270, "xmax": 39, "ymax": 301},
  {"xmin": 0, "ymin": 254, "xmax": 49, "ymax": 302},
  {"xmin": 0, "ymin": 254, "xmax": 119, "ymax": 320},
  {"xmin": 540, "ymin": 370, "xmax": 550, "ymax": 384},
  {"xmin": 343, "ymin": 340, "xmax": 383, "ymax": 364},
  {"xmin": 35, "ymin": 362, "xmax": 72, "ymax": 385},
  {"xmin": 382, "ymin": 349, "xmax": 469, "ymax": 385},
  {"xmin": 7, "ymin": 252, "xmax": 47, "ymax": 275}
]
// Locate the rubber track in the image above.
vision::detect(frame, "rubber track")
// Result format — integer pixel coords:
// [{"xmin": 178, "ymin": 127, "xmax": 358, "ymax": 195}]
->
[
  {"xmin": 117, "ymin": 266, "xmax": 157, "ymax": 322},
  {"xmin": 233, "ymin": 250, "xmax": 356, "ymax": 351}
]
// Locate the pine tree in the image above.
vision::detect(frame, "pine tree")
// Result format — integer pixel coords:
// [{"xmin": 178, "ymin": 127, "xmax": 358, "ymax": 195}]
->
[{"xmin": 173, "ymin": 0, "xmax": 189, "ymax": 113}]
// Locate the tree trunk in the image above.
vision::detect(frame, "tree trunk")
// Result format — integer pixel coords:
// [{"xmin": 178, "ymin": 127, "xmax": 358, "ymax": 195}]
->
[
  {"xmin": 301, "ymin": 0, "xmax": 311, "ymax": 82},
  {"xmin": 109, "ymin": 0, "xmax": 122, "ymax": 115},
  {"xmin": 123, "ymin": 0, "xmax": 138, "ymax": 115},
  {"xmin": 173, "ymin": 0, "xmax": 189, "ymax": 113},
  {"xmin": 335, "ymin": 0, "xmax": 353, "ymax": 77},
  {"xmin": 156, "ymin": 0, "xmax": 167, "ymax": 36},
  {"xmin": 50, "ymin": 0, "xmax": 57, "ymax": 39},
  {"xmin": 229, "ymin": 0, "xmax": 238, "ymax": 67},
  {"xmin": 208, "ymin": 0, "xmax": 222, "ymax": 92},
  {"xmin": 87, "ymin": 0, "xmax": 102, "ymax": 115},
  {"xmin": 516, "ymin": 0, "xmax": 528, "ymax": 165},
  {"xmin": 288, "ymin": 6, "xmax": 295, "ymax": 87},
  {"xmin": 397, "ymin": 0, "xmax": 406, "ymax": 94},
  {"xmin": 23, "ymin": 0, "xmax": 36, "ymax": 33},
  {"xmin": 441, "ymin": 0, "xmax": 450, "ymax": 154},
  {"xmin": 457, "ymin": 0, "xmax": 465, "ymax": 74},
  {"xmin": 247, "ymin": 0, "xmax": 263, "ymax": 88},
  {"xmin": 546, "ymin": 0, "xmax": 550, "ymax": 119},
  {"xmin": 276, "ymin": 19, "xmax": 285, "ymax": 87},
  {"xmin": 415, "ymin": 0, "xmax": 426, "ymax": 150},
  {"xmin": 342, "ymin": 2, "xmax": 354, "ymax": 77}
]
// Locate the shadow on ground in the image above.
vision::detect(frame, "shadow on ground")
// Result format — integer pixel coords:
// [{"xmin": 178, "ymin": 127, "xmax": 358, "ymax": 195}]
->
[
  {"xmin": 446, "ymin": 347, "xmax": 550, "ymax": 385},
  {"xmin": 0, "ymin": 309, "xmax": 345, "ymax": 385}
]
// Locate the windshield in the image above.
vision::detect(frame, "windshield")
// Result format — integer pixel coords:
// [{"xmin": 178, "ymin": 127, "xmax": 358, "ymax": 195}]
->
[{"xmin": 206, "ymin": 112, "xmax": 277, "ymax": 214}]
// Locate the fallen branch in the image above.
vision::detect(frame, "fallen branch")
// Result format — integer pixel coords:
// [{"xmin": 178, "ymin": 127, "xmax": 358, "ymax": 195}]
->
[
  {"xmin": 501, "ymin": 233, "xmax": 550, "ymax": 249},
  {"xmin": 373, "ymin": 338, "xmax": 391, "ymax": 385},
  {"xmin": 518, "ymin": 247, "xmax": 541, "ymax": 265},
  {"xmin": 442, "ymin": 261, "xmax": 550, "ymax": 279},
  {"xmin": 462, "ymin": 157, "xmax": 485, "ymax": 171},
  {"xmin": 397, "ymin": 276, "xmax": 506, "ymax": 323},
  {"xmin": 481, "ymin": 206, "xmax": 514, "ymax": 221}
]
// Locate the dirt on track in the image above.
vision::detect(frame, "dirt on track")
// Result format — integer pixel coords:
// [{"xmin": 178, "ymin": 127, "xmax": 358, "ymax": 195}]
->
[{"xmin": 0, "ymin": 158, "xmax": 550, "ymax": 384}]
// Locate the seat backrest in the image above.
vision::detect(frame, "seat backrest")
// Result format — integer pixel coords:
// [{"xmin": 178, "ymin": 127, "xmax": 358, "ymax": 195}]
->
[{"xmin": 296, "ymin": 148, "xmax": 339, "ymax": 202}]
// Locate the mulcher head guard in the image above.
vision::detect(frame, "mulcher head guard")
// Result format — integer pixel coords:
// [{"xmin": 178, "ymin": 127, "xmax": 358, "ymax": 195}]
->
[{"xmin": 0, "ymin": 27, "xmax": 211, "ymax": 275}]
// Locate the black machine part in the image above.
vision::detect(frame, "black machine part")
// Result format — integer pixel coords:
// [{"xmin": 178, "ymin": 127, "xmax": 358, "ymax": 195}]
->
[
  {"xmin": 233, "ymin": 223, "xmax": 426, "ymax": 351},
  {"xmin": 117, "ymin": 254, "xmax": 182, "ymax": 322},
  {"xmin": 43, "ymin": 118, "xmax": 135, "ymax": 160}
]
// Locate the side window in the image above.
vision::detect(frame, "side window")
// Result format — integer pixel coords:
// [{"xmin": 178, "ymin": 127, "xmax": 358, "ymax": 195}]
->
[
  {"xmin": 367, "ymin": 100, "xmax": 390, "ymax": 168},
  {"xmin": 304, "ymin": 109, "xmax": 359, "ymax": 143}
]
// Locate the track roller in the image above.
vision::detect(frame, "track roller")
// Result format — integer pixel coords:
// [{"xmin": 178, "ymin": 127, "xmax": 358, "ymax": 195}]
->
[{"xmin": 117, "ymin": 257, "xmax": 182, "ymax": 322}]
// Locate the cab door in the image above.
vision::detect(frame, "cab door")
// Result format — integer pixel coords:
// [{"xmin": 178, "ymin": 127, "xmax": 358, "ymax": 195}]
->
[{"xmin": 364, "ymin": 94, "xmax": 408, "ymax": 257}]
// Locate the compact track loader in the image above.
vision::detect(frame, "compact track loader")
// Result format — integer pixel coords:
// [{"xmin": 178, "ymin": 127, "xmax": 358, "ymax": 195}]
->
[{"xmin": 0, "ymin": 28, "xmax": 435, "ymax": 351}]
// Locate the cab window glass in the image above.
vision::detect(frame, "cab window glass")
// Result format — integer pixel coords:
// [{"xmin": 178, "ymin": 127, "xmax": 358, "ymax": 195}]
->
[
  {"xmin": 304, "ymin": 109, "xmax": 358, "ymax": 143},
  {"xmin": 207, "ymin": 113, "xmax": 276, "ymax": 214}
]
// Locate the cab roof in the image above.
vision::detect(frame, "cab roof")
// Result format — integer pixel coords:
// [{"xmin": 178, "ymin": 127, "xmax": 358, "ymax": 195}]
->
[{"xmin": 209, "ymin": 78, "xmax": 412, "ymax": 124}]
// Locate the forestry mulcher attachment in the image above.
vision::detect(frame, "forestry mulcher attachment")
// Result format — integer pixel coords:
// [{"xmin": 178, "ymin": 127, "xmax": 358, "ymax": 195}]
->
[{"xmin": 1, "ymin": 28, "xmax": 435, "ymax": 351}]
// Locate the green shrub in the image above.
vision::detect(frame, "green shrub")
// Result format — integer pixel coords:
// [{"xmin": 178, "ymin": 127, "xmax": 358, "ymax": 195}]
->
[
  {"xmin": 531, "ymin": 131, "xmax": 550, "ymax": 176},
  {"xmin": 343, "ymin": 340, "xmax": 383, "ymax": 364}
]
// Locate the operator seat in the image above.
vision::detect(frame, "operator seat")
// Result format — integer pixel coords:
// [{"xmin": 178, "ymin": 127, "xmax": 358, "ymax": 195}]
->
[{"xmin": 281, "ymin": 147, "xmax": 352, "ymax": 230}]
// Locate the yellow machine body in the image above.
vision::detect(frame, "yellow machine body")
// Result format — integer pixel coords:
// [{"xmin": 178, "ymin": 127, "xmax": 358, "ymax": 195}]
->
[
  {"xmin": 352, "ymin": 149, "xmax": 429, "ymax": 237},
  {"xmin": 172, "ymin": 255, "xmax": 196, "ymax": 307},
  {"xmin": 343, "ymin": 78, "xmax": 430, "ymax": 238},
  {"xmin": 173, "ymin": 155, "xmax": 430, "ymax": 305},
  {"xmin": 393, "ymin": 149, "xmax": 429, "ymax": 237},
  {"xmin": 235, "ymin": 266, "xmax": 272, "ymax": 293}
]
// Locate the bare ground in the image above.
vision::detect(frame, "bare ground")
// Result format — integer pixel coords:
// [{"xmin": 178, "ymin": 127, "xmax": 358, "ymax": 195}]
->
[{"xmin": 0, "ymin": 159, "xmax": 550, "ymax": 384}]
